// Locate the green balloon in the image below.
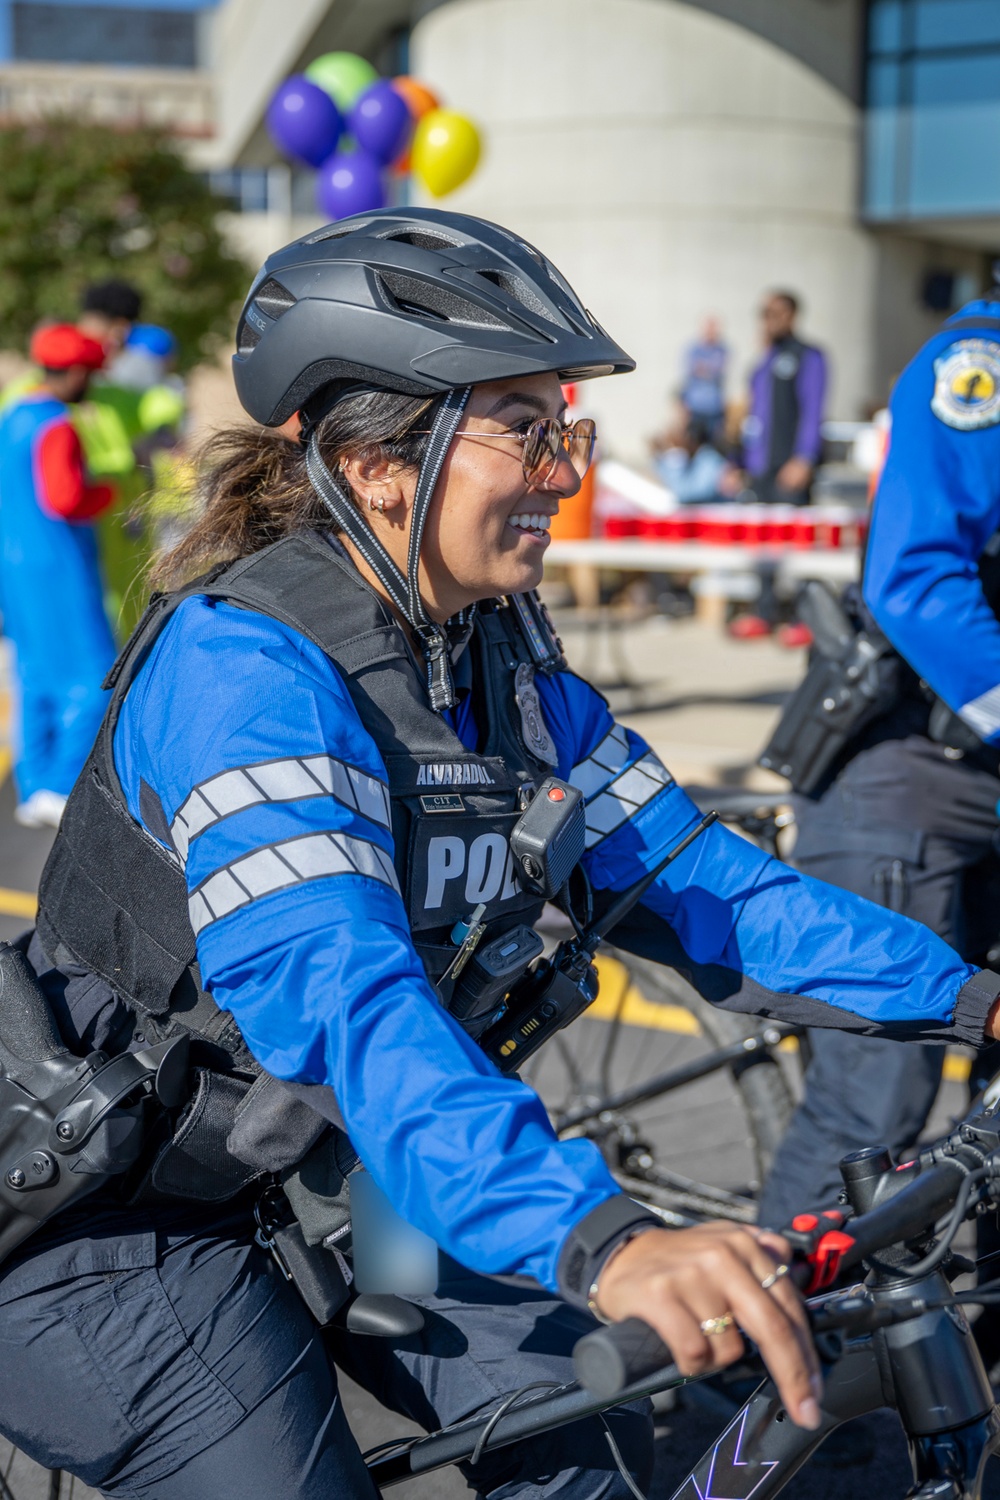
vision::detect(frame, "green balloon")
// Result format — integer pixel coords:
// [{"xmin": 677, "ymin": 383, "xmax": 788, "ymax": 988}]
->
[{"xmin": 305, "ymin": 52, "xmax": 378, "ymax": 114}]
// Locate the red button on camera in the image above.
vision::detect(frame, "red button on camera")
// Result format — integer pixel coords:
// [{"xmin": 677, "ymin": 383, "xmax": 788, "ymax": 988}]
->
[{"xmin": 547, "ymin": 787, "xmax": 566, "ymax": 801}]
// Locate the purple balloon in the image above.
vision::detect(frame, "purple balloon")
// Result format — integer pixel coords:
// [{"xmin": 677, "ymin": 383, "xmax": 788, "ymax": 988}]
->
[
  {"xmin": 266, "ymin": 75, "xmax": 342, "ymax": 168},
  {"xmin": 316, "ymin": 148, "xmax": 386, "ymax": 220},
  {"xmin": 348, "ymin": 80, "xmax": 411, "ymax": 165}
]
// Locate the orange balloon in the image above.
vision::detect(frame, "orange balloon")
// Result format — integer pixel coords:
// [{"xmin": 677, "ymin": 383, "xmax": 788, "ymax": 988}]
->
[{"xmin": 392, "ymin": 76, "xmax": 440, "ymax": 122}]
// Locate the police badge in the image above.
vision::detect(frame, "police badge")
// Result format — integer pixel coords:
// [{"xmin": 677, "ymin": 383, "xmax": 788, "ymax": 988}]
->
[
  {"xmin": 514, "ymin": 662, "xmax": 558, "ymax": 766},
  {"xmin": 931, "ymin": 339, "xmax": 1000, "ymax": 431}
]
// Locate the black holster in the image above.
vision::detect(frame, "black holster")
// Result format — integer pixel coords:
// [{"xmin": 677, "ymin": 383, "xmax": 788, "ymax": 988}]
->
[
  {"xmin": 758, "ymin": 582, "xmax": 903, "ymax": 795},
  {"xmin": 0, "ymin": 942, "xmax": 187, "ymax": 1268}
]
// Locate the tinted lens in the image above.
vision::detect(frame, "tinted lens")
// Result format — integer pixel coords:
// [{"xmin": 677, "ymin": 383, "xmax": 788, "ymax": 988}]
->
[
  {"xmin": 522, "ymin": 419, "xmax": 562, "ymax": 484},
  {"xmin": 567, "ymin": 418, "xmax": 597, "ymax": 478}
]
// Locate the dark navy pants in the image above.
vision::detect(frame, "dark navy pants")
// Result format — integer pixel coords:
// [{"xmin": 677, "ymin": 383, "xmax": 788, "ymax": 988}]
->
[
  {"xmin": 758, "ymin": 733, "xmax": 1000, "ymax": 1228},
  {"xmin": 0, "ymin": 1196, "xmax": 652, "ymax": 1499}
]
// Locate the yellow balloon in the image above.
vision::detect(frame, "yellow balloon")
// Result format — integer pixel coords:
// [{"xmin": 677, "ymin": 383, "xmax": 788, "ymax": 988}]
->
[{"xmin": 412, "ymin": 109, "xmax": 482, "ymax": 197}]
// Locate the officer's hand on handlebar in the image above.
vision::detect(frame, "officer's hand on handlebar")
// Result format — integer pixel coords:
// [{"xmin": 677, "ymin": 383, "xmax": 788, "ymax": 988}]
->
[{"xmin": 593, "ymin": 1222, "xmax": 823, "ymax": 1429}]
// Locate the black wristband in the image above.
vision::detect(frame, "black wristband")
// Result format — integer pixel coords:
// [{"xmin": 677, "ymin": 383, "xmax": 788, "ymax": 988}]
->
[
  {"xmin": 557, "ymin": 1196, "xmax": 663, "ymax": 1310},
  {"xmin": 954, "ymin": 968, "xmax": 1000, "ymax": 1047}
]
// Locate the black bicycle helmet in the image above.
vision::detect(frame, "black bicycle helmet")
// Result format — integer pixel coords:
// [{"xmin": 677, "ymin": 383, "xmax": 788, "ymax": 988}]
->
[
  {"xmin": 233, "ymin": 207, "xmax": 634, "ymax": 427},
  {"xmin": 231, "ymin": 209, "xmax": 634, "ymax": 712}
]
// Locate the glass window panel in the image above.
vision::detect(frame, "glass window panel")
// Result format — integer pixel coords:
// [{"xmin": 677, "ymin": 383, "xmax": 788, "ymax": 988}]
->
[
  {"xmin": 915, "ymin": 1, "xmax": 1000, "ymax": 49},
  {"xmin": 908, "ymin": 53, "xmax": 1000, "ymax": 213},
  {"xmin": 864, "ymin": 59, "xmax": 905, "ymax": 218},
  {"xmin": 12, "ymin": 3, "xmax": 198, "ymax": 66},
  {"xmin": 870, "ymin": 0, "xmax": 906, "ymax": 54}
]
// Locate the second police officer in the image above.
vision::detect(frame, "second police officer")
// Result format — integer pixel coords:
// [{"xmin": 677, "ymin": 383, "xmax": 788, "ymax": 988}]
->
[
  {"xmin": 759, "ymin": 277, "xmax": 1000, "ymax": 1272},
  {"xmin": 2, "ymin": 211, "xmax": 1000, "ymax": 1497}
]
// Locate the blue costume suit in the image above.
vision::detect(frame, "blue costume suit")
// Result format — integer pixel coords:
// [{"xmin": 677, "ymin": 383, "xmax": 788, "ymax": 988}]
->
[
  {"xmin": 0, "ymin": 575, "xmax": 994, "ymax": 1497},
  {"xmin": 760, "ymin": 297, "xmax": 1000, "ymax": 1229},
  {"xmin": 0, "ymin": 392, "xmax": 115, "ymax": 798}
]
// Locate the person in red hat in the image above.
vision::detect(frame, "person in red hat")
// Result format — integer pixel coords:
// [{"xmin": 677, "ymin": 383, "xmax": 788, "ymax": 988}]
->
[{"xmin": 0, "ymin": 323, "xmax": 117, "ymax": 827}]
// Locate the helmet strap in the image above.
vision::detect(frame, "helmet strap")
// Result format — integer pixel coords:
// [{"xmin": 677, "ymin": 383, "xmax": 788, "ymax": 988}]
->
[{"xmin": 304, "ymin": 382, "xmax": 473, "ymax": 713}]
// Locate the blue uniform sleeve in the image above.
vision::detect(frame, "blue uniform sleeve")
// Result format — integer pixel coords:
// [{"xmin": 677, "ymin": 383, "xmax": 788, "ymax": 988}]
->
[
  {"xmin": 113, "ymin": 597, "xmax": 621, "ymax": 1291},
  {"xmin": 863, "ymin": 303, "xmax": 1000, "ymax": 743},
  {"xmin": 537, "ymin": 671, "xmax": 991, "ymax": 1043}
]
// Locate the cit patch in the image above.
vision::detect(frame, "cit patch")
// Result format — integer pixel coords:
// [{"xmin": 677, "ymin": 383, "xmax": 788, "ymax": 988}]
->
[{"xmin": 931, "ymin": 339, "xmax": 1000, "ymax": 430}]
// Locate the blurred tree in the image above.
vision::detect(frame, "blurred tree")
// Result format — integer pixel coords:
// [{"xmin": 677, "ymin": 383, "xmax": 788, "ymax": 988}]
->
[{"xmin": 0, "ymin": 121, "xmax": 251, "ymax": 370}]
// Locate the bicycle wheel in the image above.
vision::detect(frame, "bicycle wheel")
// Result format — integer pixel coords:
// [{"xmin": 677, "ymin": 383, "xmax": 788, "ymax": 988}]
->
[
  {"xmin": 0, "ymin": 1442, "xmax": 94, "ymax": 1500},
  {"xmin": 524, "ymin": 947, "xmax": 798, "ymax": 1223}
]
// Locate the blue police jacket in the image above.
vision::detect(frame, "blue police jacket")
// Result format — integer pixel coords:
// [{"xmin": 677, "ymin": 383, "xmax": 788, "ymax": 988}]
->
[
  {"xmin": 865, "ymin": 298, "xmax": 1000, "ymax": 742},
  {"xmin": 112, "ymin": 595, "xmax": 992, "ymax": 1291}
]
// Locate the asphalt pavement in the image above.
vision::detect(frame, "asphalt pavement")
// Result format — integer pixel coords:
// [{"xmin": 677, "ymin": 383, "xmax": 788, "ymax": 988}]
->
[{"xmin": 0, "ymin": 615, "xmax": 993, "ymax": 1498}]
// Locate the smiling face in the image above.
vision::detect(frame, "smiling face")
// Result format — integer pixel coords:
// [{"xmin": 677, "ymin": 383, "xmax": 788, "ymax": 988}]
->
[{"xmin": 340, "ymin": 372, "xmax": 583, "ymax": 623}]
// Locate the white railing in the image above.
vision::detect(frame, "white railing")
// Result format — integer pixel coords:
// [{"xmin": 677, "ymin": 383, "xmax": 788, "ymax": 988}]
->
[{"xmin": 0, "ymin": 63, "xmax": 215, "ymax": 137}]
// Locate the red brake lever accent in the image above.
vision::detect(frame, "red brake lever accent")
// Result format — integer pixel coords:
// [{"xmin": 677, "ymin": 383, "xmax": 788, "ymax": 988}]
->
[
  {"xmin": 806, "ymin": 1229, "xmax": 856, "ymax": 1292},
  {"xmin": 780, "ymin": 1208, "xmax": 856, "ymax": 1293}
]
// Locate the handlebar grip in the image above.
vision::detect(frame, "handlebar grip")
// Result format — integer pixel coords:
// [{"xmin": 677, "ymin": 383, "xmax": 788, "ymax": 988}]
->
[{"xmin": 573, "ymin": 1318, "xmax": 678, "ymax": 1400}]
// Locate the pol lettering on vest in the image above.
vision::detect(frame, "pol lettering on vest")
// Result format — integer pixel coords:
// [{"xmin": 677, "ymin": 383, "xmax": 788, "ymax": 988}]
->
[
  {"xmin": 424, "ymin": 832, "xmax": 520, "ymax": 909},
  {"xmin": 416, "ymin": 763, "xmax": 496, "ymax": 787}
]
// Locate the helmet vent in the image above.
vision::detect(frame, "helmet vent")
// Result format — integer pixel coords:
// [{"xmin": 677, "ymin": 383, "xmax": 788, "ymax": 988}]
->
[
  {"xmin": 236, "ymin": 318, "xmax": 262, "ymax": 357},
  {"xmin": 308, "ymin": 222, "xmax": 367, "ymax": 243},
  {"xmin": 253, "ymin": 278, "xmax": 296, "ymax": 320},
  {"xmin": 377, "ymin": 270, "xmax": 509, "ymax": 330},
  {"xmin": 477, "ymin": 269, "xmax": 561, "ymax": 326},
  {"xmin": 377, "ymin": 226, "xmax": 463, "ymax": 251}
]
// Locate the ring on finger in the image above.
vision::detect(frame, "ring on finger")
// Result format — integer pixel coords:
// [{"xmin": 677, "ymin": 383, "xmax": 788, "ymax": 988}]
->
[
  {"xmin": 699, "ymin": 1314, "xmax": 735, "ymax": 1337},
  {"xmin": 759, "ymin": 1264, "xmax": 790, "ymax": 1291}
]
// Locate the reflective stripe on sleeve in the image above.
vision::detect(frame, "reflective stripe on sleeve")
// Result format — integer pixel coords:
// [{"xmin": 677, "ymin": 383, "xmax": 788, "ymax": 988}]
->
[
  {"xmin": 958, "ymin": 684, "xmax": 1000, "ymax": 741},
  {"xmin": 188, "ymin": 829, "xmax": 400, "ymax": 936},
  {"xmin": 569, "ymin": 723, "xmax": 631, "ymax": 799},
  {"xmin": 171, "ymin": 754, "xmax": 391, "ymax": 860},
  {"xmin": 584, "ymin": 751, "xmax": 675, "ymax": 850}
]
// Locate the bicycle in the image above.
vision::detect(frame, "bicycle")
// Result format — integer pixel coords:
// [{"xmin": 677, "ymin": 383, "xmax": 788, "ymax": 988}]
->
[
  {"xmin": 366, "ymin": 1085, "xmax": 1000, "ymax": 1498},
  {"xmin": 526, "ymin": 786, "xmax": 804, "ymax": 1225}
]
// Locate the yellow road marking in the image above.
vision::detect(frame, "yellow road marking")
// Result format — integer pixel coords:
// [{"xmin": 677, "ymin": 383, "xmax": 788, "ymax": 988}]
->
[
  {"xmin": 0, "ymin": 886, "xmax": 36, "ymax": 919},
  {"xmin": 0, "ymin": 747, "xmax": 10, "ymax": 787},
  {"xmin": 591, "ymin": 955, "xmax": 700, "ymax": 1034},
  {"xmin": 944, "ymin": 1052, "xmax": 972, "ymax": 1083}
]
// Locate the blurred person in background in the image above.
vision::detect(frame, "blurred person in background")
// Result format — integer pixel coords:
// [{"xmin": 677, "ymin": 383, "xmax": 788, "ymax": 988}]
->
[
  {"xmin": 680, "ymin": 315, "xmax": 728, "ymax": 439},
  {"xmin": 650, "ymin": 413, "xmax": 728, "ymax": 502},
  {"xmin": 729, "ymin": 292, "xmax": 828, "ymax": 640},
  {"xmin": 743, "ymin": 291, "xmax": 827, "ymax": 506},
  {"xmin": 77, "ymin": 278, "xmax": 142, "ymax": 354},
  {"xmin": 0, "ymin": 325, "xmax": 116, "ymax": 827},
  {"xmin": 96, "ymin": 320, "xmax": 188, "ymax": 631}
]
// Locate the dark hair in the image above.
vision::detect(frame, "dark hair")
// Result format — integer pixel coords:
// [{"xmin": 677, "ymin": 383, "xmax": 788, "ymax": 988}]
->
[
  {"xmin": 81, "ymin": 279, "xmax": 143, "ymax": 322},
  {"xmin": 151, "ymin": 386, "xmax": 437, "ymax": 590},
  {"xmin": 769, "ymin": 290, "xmax": 800, "ymax": 316},
  {"xmin": 684, "ymin": 415, "xmax": 713, "ymax": 448}
]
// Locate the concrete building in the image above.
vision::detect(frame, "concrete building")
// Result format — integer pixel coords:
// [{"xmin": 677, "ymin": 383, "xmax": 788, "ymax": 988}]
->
[{"xmin": 3, "ymin": 0, "xmax": 999, "ymax": 461}]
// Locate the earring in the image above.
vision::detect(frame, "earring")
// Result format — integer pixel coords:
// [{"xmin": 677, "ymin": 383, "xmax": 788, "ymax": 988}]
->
[{"xmin": 367, "ymin": 494, "xmax": 385, "ymax": 513}]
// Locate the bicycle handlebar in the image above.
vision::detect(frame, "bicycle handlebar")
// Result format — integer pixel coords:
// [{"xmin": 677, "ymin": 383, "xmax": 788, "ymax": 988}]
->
[{"xmin": 573, "ymin": 1155, "xmax": 979, "ymax": 1399}]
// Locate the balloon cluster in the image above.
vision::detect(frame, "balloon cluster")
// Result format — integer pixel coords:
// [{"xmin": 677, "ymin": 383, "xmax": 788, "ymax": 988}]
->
[{"xmin": 265, "ymin": 52, "xmax": 482, "ymax": 219}]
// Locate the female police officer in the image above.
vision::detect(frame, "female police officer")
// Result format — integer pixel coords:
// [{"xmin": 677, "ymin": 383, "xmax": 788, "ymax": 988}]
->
[{"xmin": 2, "ymin": 210, "xmax": 999, "ymax": 1499}]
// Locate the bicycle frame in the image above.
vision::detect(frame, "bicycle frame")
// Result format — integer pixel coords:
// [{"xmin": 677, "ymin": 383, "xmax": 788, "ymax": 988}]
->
[
  {"xmin": 367, "ymin": 1302, "xmax": 999, "ymax": 1495},
  {"xmin": 370, "ymin": 1100, "xmax": 1000, "ymax": 1498}
]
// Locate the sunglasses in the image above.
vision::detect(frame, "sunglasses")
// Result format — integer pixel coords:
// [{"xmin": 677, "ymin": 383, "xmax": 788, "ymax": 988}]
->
[{"xmin": 414, "ymin": 417, "xmax": 597, "ymax": 488}]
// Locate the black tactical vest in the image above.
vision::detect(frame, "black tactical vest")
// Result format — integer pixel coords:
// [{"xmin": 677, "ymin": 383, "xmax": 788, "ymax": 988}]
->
[{"xmin": 34, "ymin": 531, "xmax": 567, "ymax": 1203}]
